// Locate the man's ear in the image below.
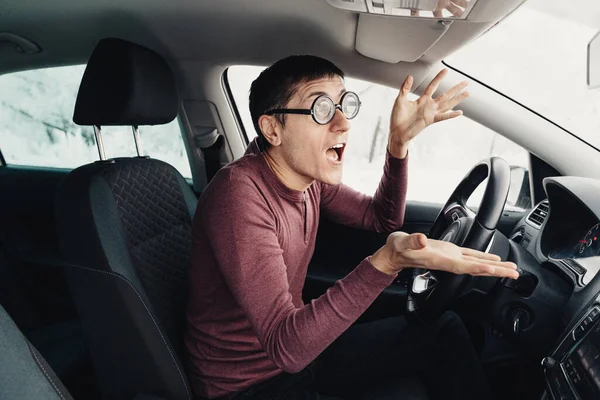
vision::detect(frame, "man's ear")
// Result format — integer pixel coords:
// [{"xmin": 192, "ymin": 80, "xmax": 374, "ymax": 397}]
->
[{"xmin": 258, "ymin": 115, "xmax": 282, "ymax": 147}]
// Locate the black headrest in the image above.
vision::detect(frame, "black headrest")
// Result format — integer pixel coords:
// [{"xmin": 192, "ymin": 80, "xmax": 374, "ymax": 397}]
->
[{"xmin": 73, "ymin": 38, "xmax": 178, "ymax": 126}]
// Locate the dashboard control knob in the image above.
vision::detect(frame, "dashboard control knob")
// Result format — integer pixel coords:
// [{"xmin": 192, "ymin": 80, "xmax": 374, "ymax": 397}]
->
[{"xmin": 541, "ymin": 357, "xmax": 556, "ymax": 369}]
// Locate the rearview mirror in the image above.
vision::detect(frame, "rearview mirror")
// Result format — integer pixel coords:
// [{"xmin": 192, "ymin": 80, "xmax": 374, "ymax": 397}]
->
[{"xmin": 587, "ymin": 31, "xmax": 600, "ymax": 89}]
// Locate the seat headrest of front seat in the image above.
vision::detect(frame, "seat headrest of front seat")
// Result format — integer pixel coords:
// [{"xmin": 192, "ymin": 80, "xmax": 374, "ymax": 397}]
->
[{"xmin": 73, "ymin": 38, "xmax": 178, "ymax": 126}]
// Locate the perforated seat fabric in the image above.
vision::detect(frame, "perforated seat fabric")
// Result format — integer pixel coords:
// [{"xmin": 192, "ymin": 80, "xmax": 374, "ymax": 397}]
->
[
  {"xmin": 100, "ymin": 159, "xmax": 193, "ymax": 344},
  {"xmin": 56, "ymin": 158, "xmax": 196, "ymax": 400}
]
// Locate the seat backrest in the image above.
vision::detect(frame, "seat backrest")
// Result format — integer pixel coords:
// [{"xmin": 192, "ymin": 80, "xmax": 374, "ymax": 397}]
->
[
  {"xmin": 0, "ymin": 305, "xmax": 74, "ymax": 400},
  {"xmin": 55, "ymin": 38, "xmax": 196, "ymax": 400}
]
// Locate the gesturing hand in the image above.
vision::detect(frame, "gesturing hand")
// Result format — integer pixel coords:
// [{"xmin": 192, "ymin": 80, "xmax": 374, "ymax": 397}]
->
[
  {"xmin": 388, "ymin": 69, "xmax": 469, "ymax": 158},
  {"xmin": 371, "ymin": 232, "xmax": 520, "ymax": 280},
  {"xmin": 433, "ymin": 0, "xmax": 470, "ymax": 17},
  {"xmin": 410, "ymin": 0, "xmax": 470, "ymax": 18}
]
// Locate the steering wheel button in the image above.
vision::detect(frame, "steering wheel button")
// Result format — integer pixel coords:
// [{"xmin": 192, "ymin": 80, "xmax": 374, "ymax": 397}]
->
[{"xmin": 541, "ymin": 357, "xmax": 556, "ymax": 369}]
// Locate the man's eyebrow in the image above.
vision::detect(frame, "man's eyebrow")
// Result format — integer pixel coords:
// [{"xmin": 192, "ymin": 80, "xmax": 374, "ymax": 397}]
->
[{"xmin": 304, "ymin": 88, "xmax": 347, "ymax": 102}]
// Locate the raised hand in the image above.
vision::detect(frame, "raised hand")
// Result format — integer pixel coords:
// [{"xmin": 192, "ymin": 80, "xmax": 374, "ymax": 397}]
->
[
  {"xmin": 410, "ymin": 0, "xmax": 470, "ymax": 18},
  {"xmin": 434, "ymin": 0, "xmax": 469, "ymax": 18},
  {"xmin": 371, "ymin": 231, "xmax": 520, "ymax": 279},
  {"xmin": 388, "ymin": 69, "xmax": 469, "ymax": 158}
]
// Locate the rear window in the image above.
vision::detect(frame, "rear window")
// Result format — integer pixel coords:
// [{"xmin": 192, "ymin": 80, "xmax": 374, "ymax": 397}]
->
[{"xmin": 0, "ymin": 65, "xmax": 192, "ymax": 177}]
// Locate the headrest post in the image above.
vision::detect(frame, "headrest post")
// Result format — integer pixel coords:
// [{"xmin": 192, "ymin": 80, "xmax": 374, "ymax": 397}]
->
[
  {"xmin": 132, "ymin": 125, "xmax": 144, "ymax": 157},
  {"xmin": 94, "ymin": 125, "xmax": 107, "ymax": 161}
]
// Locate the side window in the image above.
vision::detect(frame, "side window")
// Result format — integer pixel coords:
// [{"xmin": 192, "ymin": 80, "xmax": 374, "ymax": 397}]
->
[
  {"xmin": 226, "ymin": 66, "xmax": 531, "ymax": 210},
  {"xmin": 0, "ymin": 65, "xmax": 192, "ymax": 178},
  {"xmin": 227, "ymin": 65, "xmax": 265, "ymax": 142}
]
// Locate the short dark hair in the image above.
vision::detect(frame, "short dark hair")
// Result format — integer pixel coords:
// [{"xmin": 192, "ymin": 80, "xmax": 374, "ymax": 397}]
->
[{"xmin": 249, "ymin": 55, "xmax": 345, "ymax": 150}]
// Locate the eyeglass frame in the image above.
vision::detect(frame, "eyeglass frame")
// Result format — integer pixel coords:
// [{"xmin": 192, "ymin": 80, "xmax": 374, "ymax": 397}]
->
[{"xmin": 264, "ymin": 91, "xmax": 361, "ymax": 125}]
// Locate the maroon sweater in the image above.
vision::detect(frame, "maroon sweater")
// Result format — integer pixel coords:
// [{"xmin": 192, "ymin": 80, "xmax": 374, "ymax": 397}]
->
[{"xmin": 184, "ymin": 140, "xmax": 408, "ymax": 398}]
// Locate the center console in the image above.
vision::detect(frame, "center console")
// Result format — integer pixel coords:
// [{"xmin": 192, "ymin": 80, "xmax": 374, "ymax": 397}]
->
[{"xmin": 544, "ymin": 302, "xmax": 600, "ymax": 399}]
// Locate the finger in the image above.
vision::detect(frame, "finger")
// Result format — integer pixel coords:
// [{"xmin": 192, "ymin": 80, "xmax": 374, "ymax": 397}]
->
[
  {"xmin": 433, "ymin": 0, "xmax": 447, "ymax": 18},
  {"xmin": 393, "ymin": 232, "xmax": 427, "ymax": 252},
  {"xmin": 438, "ymin": 91, "xmax": 469, "ymax": 113},
  {"xmin": 434, "ymin": 110, "xmax": 462, "ymax": 123},
  {"xmin": 445, "ymin": 3, "xmax": 464, "ymax": 16},
  {"xmin": 451, "ymin": 0, "xmax": 469, "ymax": 7},
  {"xmin": 410, "ymin": 9, "xmax": 420, "ymax": 16},
  {"xmin": 471, "ymin": 270, "xmax": 520, "ymax": 280},
  {"xmin": 423, "ymin": 69, "xmax": 448, "ymax": 97},
  {"xmin": 435, "ymin": 81, "xmax": 468, "ymax": 103},
  {"xmin": 475, "ymin": 265, "xmax": 520, "ymax": 279},
  {"xmin": 413, "ymin": 233, "xmax": 428, "ymax": 249},
  {"xmin": 399, "ymin": 75, "xmax": 414, "ymax": 99},
  {"xmin": 456, "ymin": 261, "xmax": 520, "ymax": 279},
  {"xmin": 463, "ymin": 256, "xmax": 518, "ymax": 270},
  {"xmin": 461, "ymin": 247, "xmax": 501, "ymax": 261},
  {"xmin": 437, "ymin": 91, "xmax": 469, "ymax": 114},
  {"xmin": 438, "ymin": 92, "xmax": 471, "ymax": 114}
]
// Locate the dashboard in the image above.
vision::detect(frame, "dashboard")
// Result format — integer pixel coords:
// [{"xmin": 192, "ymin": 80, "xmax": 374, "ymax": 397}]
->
[
  {"xmin": 549, "ymin": 223, "xmax": 600, "ymax": 260},
  {"xmin": 506, "ymin": 177, "xmax": 600, "ymax": 400},
  {"xmin": 539, "ymin": 178, "xmax": 600, "ymax": 261},
  {"xmin": 511, "ymin": 177, "xmax": 600, "ymax": 287}
]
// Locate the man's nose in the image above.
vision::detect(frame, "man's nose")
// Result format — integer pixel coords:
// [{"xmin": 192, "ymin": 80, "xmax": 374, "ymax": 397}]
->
[{"xmin": 330, "ymin": 108, "xmax": 350, "ymax": 132}]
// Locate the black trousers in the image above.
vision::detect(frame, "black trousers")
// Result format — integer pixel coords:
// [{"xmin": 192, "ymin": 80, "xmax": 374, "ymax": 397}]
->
[{"xmin": 232, "ymin": 312, "xmax": 492, "ymax": 400}]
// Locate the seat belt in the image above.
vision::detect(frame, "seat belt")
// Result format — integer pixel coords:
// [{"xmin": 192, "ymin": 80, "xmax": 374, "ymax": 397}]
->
[{"xmin": 200, "ymin": 134, "xmax": 225, "ymax": 183}]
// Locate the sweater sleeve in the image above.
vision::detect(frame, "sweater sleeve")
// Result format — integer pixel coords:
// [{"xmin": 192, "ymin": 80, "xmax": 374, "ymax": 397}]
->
[
  {"xmin": 320, "ymin": 151, "xmax": 408, "ymax": 233},
  {"xmin": 199, "ymin": 177, "xmax": 396, "ymax": 373}
]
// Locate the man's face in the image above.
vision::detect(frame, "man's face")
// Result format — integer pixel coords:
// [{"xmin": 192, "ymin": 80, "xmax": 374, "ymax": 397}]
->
[{"xmin": 275, "ymin": 76, "xmax": 350, "ymax": 186}]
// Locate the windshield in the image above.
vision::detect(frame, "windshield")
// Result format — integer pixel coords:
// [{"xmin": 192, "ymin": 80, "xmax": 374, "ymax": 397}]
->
[{"xmin": 446, "ymin": 0, "xmax": 600, "ymax": 150}]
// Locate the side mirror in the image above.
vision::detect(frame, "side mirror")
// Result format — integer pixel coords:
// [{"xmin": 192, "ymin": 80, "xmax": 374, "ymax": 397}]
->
[
  {"xmin": 506, "ymin": 166, "xmax": 531, "ymax": 210},
  {"xmin": 588, "ymin": 30, "xmax": 600, "ymax": 89}
]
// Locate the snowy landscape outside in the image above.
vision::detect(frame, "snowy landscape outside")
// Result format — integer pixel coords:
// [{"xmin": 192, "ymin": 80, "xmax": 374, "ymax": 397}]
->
[{"xmin": 0, "ymin": 66, "xmax": 191, "ymax": 177}]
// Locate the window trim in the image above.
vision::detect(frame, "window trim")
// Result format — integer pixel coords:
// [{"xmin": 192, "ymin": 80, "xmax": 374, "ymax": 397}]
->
[{"xmin": 222, "ymin": 67, "xmax": 251, "ymax": 147}]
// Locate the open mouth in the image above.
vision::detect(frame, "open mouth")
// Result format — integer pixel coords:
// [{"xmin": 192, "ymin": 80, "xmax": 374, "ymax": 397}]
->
[{"xmin": 326, "ymin": 143, "xmax": 346, "ymax": 163}]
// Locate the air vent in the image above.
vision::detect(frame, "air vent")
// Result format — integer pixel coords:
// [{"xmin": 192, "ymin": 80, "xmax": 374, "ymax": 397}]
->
[{"xmin": 526, "ymin": 200, "xmax": 550, "ymax": 229}]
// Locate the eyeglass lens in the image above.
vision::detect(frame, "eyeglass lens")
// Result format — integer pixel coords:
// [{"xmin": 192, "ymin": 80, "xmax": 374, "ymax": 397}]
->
[{"xmin": 312, "ymin": 92, "xmax": 360, "ymax": 124}]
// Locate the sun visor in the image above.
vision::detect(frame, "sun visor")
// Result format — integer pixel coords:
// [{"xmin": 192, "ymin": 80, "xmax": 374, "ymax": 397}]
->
[
  {"xmin": 351, "ymin": 0, "xmax": 526, "ymax": 63},
  {"xmin": 355, "ymin": 15, "xmax": 451, "ymax": 63}
]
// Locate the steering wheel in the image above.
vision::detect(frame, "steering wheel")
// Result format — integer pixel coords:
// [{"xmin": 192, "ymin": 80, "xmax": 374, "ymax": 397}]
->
[{"xmin": 407, "ymin": 157, "xmax": 511, "ymax": 323}]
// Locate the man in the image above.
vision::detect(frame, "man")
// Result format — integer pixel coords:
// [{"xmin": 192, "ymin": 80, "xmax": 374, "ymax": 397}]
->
[{"xmin": 185, "ymin": 55, "xmax": 519, "ymax": 400}]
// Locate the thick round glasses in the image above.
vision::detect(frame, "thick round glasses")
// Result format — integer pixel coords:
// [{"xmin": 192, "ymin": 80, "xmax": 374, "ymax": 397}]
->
[{"xmin": 265, "ymin": 91, "xmax": 361, "ymax": 125}]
